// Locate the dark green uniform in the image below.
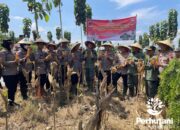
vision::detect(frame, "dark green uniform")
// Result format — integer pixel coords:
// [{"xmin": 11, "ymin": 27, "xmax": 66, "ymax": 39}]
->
[
  {"xmin": 126, "ymin": 56, "xmax": 138, "ymax": 97},
  {"xmin": 83, "ymin": 49, "xmax": 97, "ymax": 91},
  {"xmin": 145, "ymin": 56, "xmax": 159, "ymax": 98}
]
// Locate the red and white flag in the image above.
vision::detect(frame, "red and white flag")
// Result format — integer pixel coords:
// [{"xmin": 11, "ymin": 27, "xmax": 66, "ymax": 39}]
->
[{"xmin": 86, "ymin": 16, "xmax": 137, "ymax": 41}]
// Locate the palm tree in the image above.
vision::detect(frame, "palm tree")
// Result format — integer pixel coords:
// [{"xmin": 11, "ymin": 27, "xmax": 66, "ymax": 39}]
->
[
  {"xmin": 23, "ymin": 0, "xmax": 52, "ymax": 36},
  {"xmin": 53, "ymin": 0, "xmax": 63, "ymax": 38}
]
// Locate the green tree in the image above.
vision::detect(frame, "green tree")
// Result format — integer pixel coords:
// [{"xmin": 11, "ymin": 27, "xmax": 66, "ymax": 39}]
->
[
  {"xmin": 160, "ymin": 20, "xmax": 168, "ymax": 40},
  {"xmin": 8, "ymin": 31, "xmax": 15, "ymax": 41},
  {"xmin": 64, "ymin": 31, "xmax": 71, "ymax": 42},
  {"xmin": 83, "ymin": 4, "xmax": 92, "ymax": 34},
  {"xmin": 74, "ymin": 0, "xmax": 86, "ymax": 26},
  {"xmin": 95, "ymin": 41, "xmax": 101, "ymax": 49},
  {"xmin": 142, "ymin": 33, "xmax": 150, "ymax": 48},
  {"xmin": 47, "ymin": 31, "xmax": 53, "ymax": 41},
  {"xmin": 138, "ymin": 35, "xmax": 143, "ymax": 45},
  {"xmin": 178, "ymin": 38, "xmax": 180, "ymax": 48},
  {"xmin": 168, "ymin": 9, "xmax": 178, "ymax": 40},
  {"xmin": 53, "ymin": 0, "xmax": 63, "ymax": 38},
  {"xmin": 154, "ymin": 23, "xmax": 160, "ymax": 41},
  {"xmin": 56, "ymin": 27, "xmax": 61, "ymax": 40},
  {"xmin": 23, "ymin": 18, "xmax": 32, "ymax": 38},
  {"xmin": 32, "ymin": 30, "xmax": 38, "ymax": 41},
  {"xmin": 23, "ymin": 0, "xmax": 52, "ymax": 36},
  {"xmin": 74, "ymin": 0, "xmax": 86, "ymax": 43},
  {"xmin": 149, "ymin": 25, "xmax": 156, "ymax": 41},
  {"xmin": 0, "ymin": 4, "xmax": 10, "ymax": 33}
]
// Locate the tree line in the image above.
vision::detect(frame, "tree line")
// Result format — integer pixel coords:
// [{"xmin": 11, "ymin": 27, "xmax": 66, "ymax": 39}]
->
[
  {"xmin": 0, "ymin": 0, "xmax": 92, "ymax": 44},
  {"xmin": 139, "ymin": 9, "xmax": 179, "ymax": 48},
  {"xmin": 0, "ymin": 1, "xmax": 179, "ymax": 47}
]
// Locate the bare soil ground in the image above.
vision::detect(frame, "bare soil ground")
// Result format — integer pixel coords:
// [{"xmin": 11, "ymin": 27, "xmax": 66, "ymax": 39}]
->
[{"xmin": 0, "ymin": 79, "xmax": 168, "ymax": 130}]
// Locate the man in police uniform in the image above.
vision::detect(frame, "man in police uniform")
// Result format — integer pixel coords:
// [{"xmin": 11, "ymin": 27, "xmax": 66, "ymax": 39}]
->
[
  {"xmin": 83, "ymin": 41, "xmax": 97, "ymax": 92},
  {"xmin": 17, "ymin": 38, "xmax": 34, "ymax": 100},
  {"xmin": 69, "ymin": 42, "xmax": 83, "ymax": 95},
  {"xmin": 45, "ymin": 41, "xmax": 58, "ymax": 90},
  {"xmin": 112, "ymin": 45, "xmax": 131, "ymax": 97},
  {"xmin": 98, "ymin": 42, "xmax": 114, "ymax": 86},
  {"xmin": 34, "ymin": 38, "xmax": 50, "ymax": 98},
  {"xmin": 0, "ymin": 40, "xmax": 19, "ymax": 106}
]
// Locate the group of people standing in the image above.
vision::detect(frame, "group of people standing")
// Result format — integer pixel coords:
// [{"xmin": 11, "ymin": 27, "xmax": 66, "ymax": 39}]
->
[{"xmin": 0, "ymin": 37, "xmax": 180, "ymax": 106}]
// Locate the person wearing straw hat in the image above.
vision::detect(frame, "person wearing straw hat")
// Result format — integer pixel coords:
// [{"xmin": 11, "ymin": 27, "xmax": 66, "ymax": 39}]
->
[
  {"xmin": 144, "ymin": 46, "xmax": 159, "ymax": 98},
  {"xmin": 174, "ymin": 47, "xmax": 180, "ymax": 59},
  {"xmin": 16, "ymin": 38, "xmax": 34, "ymax": 100},
  {"xmin": 45, "ymin": 41, "xmax": 58, "ymax": 91},
  {"xmin": 130, "ymin": 42, "xmax": 145, "ymax": 60},
  {"xmin": 156, "ymin": 38, "xmax": 174, "ymax": 72},
  {"xmin": 0, "ymin": 39, "xmax": 19, "ymax": 106},
  {"xmin": 130, "ymin": 42, "xmax": 145, "ymax": 96},
  {"xmin": 34, "ymin": 38, "xmax": 51, "ymax": 98},
  {"xmin": 57, "ymin": 38, "xmax": 71, "ymax": 86},
  {"xmin": 83, "ymin": 41, "xmax": 97, "ymax": 92},
  {"xmin": 112, "ymin": 45, "xmax": 131, "ymax": 97},
  {"xmin": 98, "ymin": 42, "xmax": 114, "ymax": 87},
  {"xmin": 69, "ymin": 42, "xmax": 83, "ymax": 96}
]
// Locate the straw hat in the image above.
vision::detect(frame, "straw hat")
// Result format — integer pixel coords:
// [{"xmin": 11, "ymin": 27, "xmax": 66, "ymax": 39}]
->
[
  {"xmin": 58, "ymin": 38, "xmax": 69, "ymax": 44},
  {"xmin": 47, "ymin": 41, "xmax": 57, "ymax": 48},
  {"xmin": 156, "ymin": 38, "xmax": 173, "ymax": 49},
  {"xmin": 34, "ymin": 38, "xmax": 46, "ymax": 44},
  {"xmin": 130, "ymin": 42, "xmax": 142, "ymax": 49},
  {"xmin": 71, "ymin": 42, "xmax": 81, "ymax": 53},
  {"xmin": 85, "ymin": 41, "xmax": 96, "ymax": 49},
  {"xmin": 101, "ymin": 42, "xmax": 114, "ymax": 48},
  {"xmin": 117, "ymin": 45, "xmax": 131, "ymax": 51},
  {"xmin": 18, "ymin": 38, "xmax": 32, "ymax": 45}
]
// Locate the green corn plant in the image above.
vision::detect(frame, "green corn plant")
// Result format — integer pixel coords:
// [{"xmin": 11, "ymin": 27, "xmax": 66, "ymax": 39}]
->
[{"xmin": 158, "ymin": 59, "xmax": 180, "ymax": 129}]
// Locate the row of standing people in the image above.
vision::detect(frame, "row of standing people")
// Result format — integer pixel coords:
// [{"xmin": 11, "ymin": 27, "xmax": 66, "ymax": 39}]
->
[
  {"xmin": 0, "ymin": 38, "xmax": 179, "ymax": 106},
  {"xmin": 0, "ymin": 38, "xmax": 98, "ymax": 106}
]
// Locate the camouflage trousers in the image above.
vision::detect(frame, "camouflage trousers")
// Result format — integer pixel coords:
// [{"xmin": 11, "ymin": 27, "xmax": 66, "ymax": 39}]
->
[
  {"xmin": 145, "ymin": 80, "xmax": 158, "ymax": 98},
  {"xmin": 85, "ymin": 68, "xmax": 95, "ymax": 91}
]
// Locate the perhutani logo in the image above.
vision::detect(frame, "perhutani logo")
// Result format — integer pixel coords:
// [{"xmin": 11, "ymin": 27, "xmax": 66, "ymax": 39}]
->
[
  {"xmin": 146, "ymin": 98, "xmax": 165, "ymax": 116},
  {"xmin": 135, "ymin": 117, "xmax": 174, "ymax": 129},
  {"xmin": 135, "ymin": 98, "xmax": 173, "ymax": 129}
]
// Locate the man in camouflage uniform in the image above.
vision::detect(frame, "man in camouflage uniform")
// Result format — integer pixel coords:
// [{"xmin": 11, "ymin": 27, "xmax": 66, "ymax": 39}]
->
[
  {"xmin": 83, "ymin": 41, "xmax": 97, "ymax": 92},
  {"xmin": 98, "ymin": 43, "xmax": 114, "ymax": 86},
  {"xmin": 16, "ymin": 38, "xmax": 34, "ymax": 100},
  {"xmin": 57, "ymin": 38, "xmax": 71, "ymax": 86},
  {"xmin": 144, "ymin": 46, "xmax": 159, "ymax": 98},
  {"xmin": 130, "ymin": 42, "xmax": 145, "ymax": 96}
]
